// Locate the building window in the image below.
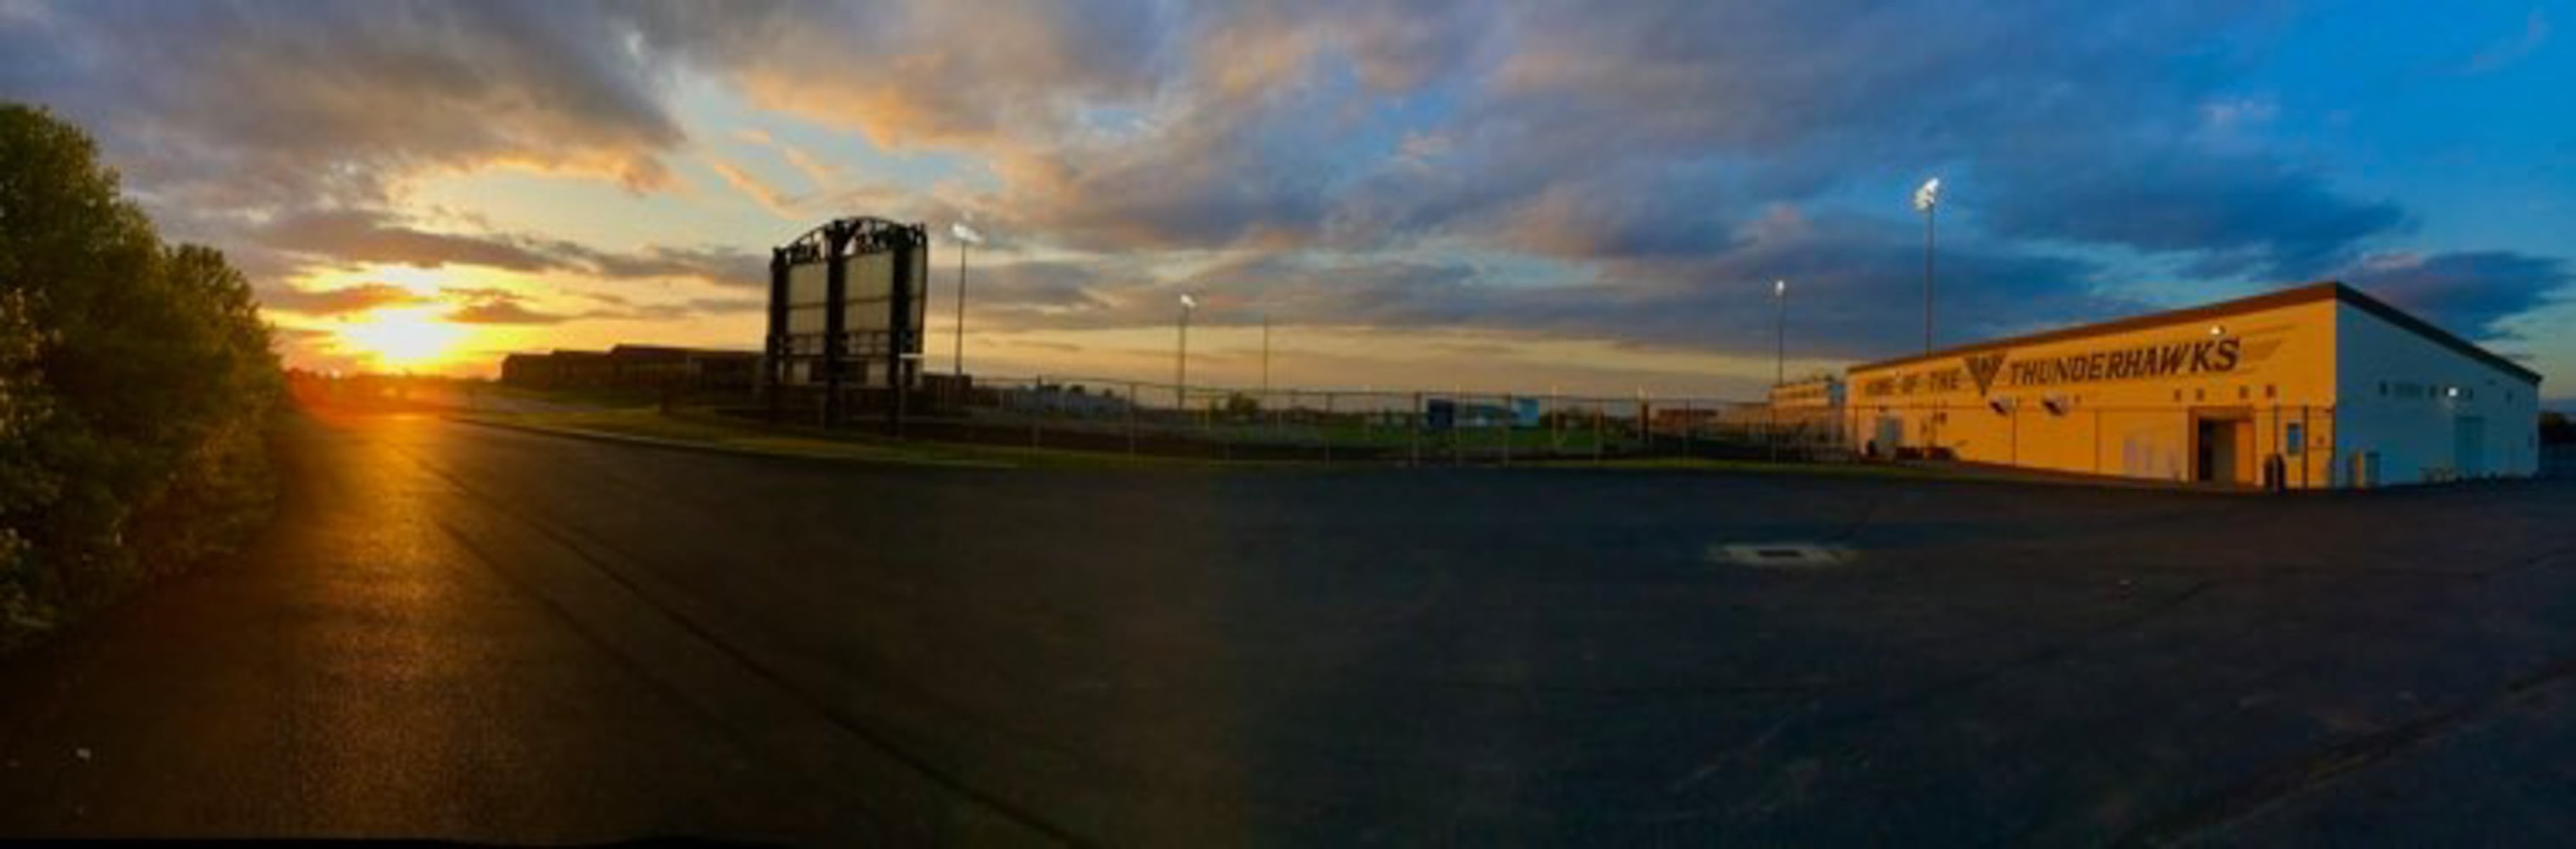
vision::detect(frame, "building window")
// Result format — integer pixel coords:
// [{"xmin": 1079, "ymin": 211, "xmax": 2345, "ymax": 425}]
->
[
  {"xmin": 2286, "ymin": 423, "xmax": 2304, "ymax": 456},
  {"xmin": 2172, "ymin": 390, "xmax": 2182, "ymax": 402},
  {"xmin": 2195, "ymin": 388, "xmax": 2205, "ymax": 402},
  {"xmin": 2265, "ymin": 385, "xmax": 2277, "ymax": 400},
  {"xmin": 2379, "ymin": 381, "xmax": 2388, "ymax": 396},
  {"xmin": 2238, "ymin": 385, "xmax": 2249, "ymax": 401}
]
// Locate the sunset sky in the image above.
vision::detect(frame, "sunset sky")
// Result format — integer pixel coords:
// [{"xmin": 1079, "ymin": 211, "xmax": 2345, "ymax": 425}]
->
[{"xmin": 3, "ymin": 2, "xmax": 2569, "ymax": 400}]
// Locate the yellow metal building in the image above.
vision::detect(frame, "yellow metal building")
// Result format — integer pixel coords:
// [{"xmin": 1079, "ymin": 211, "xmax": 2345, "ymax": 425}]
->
[{"xmin": 1843, "ymin": 282, "xmax": 2542, "ymax": 488}]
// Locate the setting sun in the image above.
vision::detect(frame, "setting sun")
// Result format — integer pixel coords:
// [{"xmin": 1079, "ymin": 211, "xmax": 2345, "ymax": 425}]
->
[{"xmin": 336, "ymin": 306, "xmax": 466, "ymax": 369}]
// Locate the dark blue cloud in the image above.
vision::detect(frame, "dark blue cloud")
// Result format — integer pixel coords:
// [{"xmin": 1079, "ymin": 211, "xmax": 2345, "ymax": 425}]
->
[
  {"xmin": 974, "ymin": 211, "xmax": 2128, "ymax": 362},
  {"xmin": 1983, "ymin": 152, "xmax": 2406, "ymax": 278},
  {"xmin": 0, "ymin": 0, "xmax": 682, "ymax": 209},
  {"xmin": 3, "ymin": 0, "xmax": 2567, "ymax": 374},
  {"xmin": 2341, "ymin": 250, "xmax": 2570, "ymax": 339}
]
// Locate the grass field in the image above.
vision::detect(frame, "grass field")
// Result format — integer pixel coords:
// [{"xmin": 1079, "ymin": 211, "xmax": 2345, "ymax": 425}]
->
[
  {"xmin": 457, "ymin": 406, "xmax": 1268, "ymax": 470},
  {"xmin": 452, "ymin": 403, "xmax": 1955, "ymax": 482},
  {"xmin": 446, "ymin": 383, "xmax": 1905, "ymax": 480}
]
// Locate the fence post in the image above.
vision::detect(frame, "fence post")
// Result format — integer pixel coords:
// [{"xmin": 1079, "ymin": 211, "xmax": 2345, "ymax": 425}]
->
[
  {"xmin": 2324, "ymin": 405, "xmax": 2339, "ymax": 489},
  {"xmin": 1411, "ymin": 391, "xmax": 1423, "ymax": 467},
  {"xmin": 1551, "ymin": 393, "xmax": 1563, "ymax": 450},
  {"xmin": 1637, "ymin": 394, "xmax": 1651, "ymax": 452},
  {"xmin": 1322, "ymin": 391, "xmax": 1335, "ymax": 463},
  {"xmin": 1685, "ymin": 398, "xmax": 1698, "ymax": 460},
  {"xmin": 1452, "ymin": 395, "xmax": 1463, "ymax": 465},
  {"xmin": 1593, "ymin": 404, "xmax": 1606, "ymax": 462}
]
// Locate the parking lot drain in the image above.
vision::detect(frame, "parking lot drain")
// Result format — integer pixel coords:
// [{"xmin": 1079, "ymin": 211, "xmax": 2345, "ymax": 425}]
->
[{"xmin": 1710, "ymin": 543, "xmax": 1850, "ymax": 568}]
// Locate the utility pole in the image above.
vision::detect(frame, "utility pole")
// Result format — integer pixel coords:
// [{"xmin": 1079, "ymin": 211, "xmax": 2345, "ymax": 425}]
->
[{"xmin": 1260, "ymin": 313, "xmax": 1271, "ymax": 397}]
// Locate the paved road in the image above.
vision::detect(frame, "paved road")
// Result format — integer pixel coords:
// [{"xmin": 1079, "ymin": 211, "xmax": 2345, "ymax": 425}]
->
[{"xmin": 3, "ymin": 411, "xmax": 2575, "ymax": 844}]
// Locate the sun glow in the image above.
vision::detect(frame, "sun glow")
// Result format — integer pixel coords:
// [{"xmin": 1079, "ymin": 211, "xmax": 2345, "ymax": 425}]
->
[{"xmin": 336, "ymin": 306, "xmax": 467, "ymax": 369}]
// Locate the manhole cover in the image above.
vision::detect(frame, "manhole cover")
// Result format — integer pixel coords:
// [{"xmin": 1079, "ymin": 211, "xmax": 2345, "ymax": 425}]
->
[{"xmin": 1709, "ymin": 542, "xmax": 1851, "ymax": 568}]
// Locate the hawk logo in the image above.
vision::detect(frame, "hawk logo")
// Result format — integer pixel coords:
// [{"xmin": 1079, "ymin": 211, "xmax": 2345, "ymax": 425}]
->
[{"xmin": 1964, "ymin": 351, "xmax": 2007, "ymax": 396}]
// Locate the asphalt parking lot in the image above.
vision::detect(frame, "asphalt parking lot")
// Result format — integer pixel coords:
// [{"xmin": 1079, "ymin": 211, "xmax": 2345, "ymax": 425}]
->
[{"xmin": 3, "ymin": 415, "xmax": 2573, "ymax": 844}]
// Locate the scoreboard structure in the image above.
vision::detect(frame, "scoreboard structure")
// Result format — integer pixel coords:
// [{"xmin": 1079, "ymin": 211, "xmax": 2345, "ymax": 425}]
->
[{"xmin": 765, "ymin": 216, "xmax": 929, "ymax": 424}]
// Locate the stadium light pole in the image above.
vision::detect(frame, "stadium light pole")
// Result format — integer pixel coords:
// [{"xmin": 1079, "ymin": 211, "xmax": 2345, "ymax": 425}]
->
[
  {"xmin": 1770, "ymin": 278, "xmax": 1788, "ymax": 461},
  {"xmin": 949, "ymin": 222, "xmax": 981, "ymax": 379},
  {"xmin": 1772, "ymin": 279, "xmax": 1788, "ymax": 387},
  {"xmin": 1914, "ymin": 177, "xmax": 1941, "ymax": 354},
  {"xmin": 1260, "ymin": 312, "xmax": 1271, "ymax": 397},
  {"xmin": 1176, "ymin": 293, "xmax": 1197, "ymax": 410}
]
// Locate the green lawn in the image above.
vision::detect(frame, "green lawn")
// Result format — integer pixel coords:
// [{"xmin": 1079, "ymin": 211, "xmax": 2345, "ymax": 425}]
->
[
  {"xmin": 460, "ymin": 406, "xmax": 1266, "ymax": 470},
  {"xmin": 457, "ymin": 399, "xmax": 1888, "ymax": 480}
]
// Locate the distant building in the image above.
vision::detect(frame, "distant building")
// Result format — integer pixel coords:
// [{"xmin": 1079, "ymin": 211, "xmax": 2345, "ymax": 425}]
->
[
  {"xmin": 1651, "ymin": 406, "xmax": 1722, "ymax": 434},
  {"xmin": 498, "ymin": 346, "xmax": 761, "ymax": 391},
  {"xmin": 497, "ymin": 352, "xmax": 544, "ymax": 386},
  {"xmin": 1769, "ymin": 376, "xmax": 1845, "ymax": 410},
  {"xmin": 1002, "ymin": 381, "xmax": 1134, "ymax": 415},
  {"xmin": 1423, "ymin": 397, "xmax": 1539, "ymax": 430},
  {"xmin": 607, "ymin": 345, "xmax": 761, "ymax": 390},
  {"xmin": 1766, "ymin": 375, "xmax": 1845, "ymax": 429}
]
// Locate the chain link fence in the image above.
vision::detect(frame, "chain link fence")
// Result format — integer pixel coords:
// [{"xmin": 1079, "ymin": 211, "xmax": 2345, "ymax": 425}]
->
[
  {"xmin": 719, "ymin": 377, "xmax": 2557, "ymax": 483},
  {"xmin": 746, "ymin": 374, "xmax": 1848, "ymax": 464}
]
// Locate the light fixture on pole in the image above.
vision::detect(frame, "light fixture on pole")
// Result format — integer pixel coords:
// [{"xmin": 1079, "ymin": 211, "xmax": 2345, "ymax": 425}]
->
[
  {"xmin": 1913, "ymin": 177, "xmax": 1941, "ymax": 354},
  {"xmin": 1176, "ymin": 293, "xmax": 1197, "ymax": 409},
  {"xmin": 949, "ymin": 222, "xmax": 982, "ymax": 379},
  {"xmin": 1260, "ymin": 312, "xmax": 1271, "ymax": 397}
]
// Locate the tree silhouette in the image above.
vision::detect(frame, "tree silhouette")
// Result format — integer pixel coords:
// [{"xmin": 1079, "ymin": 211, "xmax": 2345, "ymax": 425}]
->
[{"xmin": 0, "ymin": 103, "xmax": 281, "ymax": 646}]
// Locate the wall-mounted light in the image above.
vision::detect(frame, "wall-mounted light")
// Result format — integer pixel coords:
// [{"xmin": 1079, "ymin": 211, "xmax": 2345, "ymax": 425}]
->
[
  {"xmin": 2445, "ymin": 386, "xmax": 2461, "ymax": 399},
  {"xmin": 2208, "ymin": 324, "xmax": 2226, "ymax": 337}
]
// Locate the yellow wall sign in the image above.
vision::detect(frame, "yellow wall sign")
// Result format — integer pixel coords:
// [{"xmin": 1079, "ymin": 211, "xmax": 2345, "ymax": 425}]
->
[{"xmin": 1860, "ymin": 332, "xmax": 2285, "ymax": 400}]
